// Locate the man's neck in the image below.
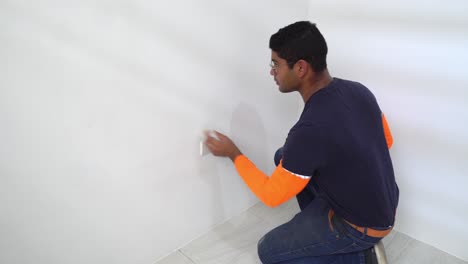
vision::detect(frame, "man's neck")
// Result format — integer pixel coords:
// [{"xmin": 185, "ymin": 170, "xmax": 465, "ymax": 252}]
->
[{"xmin": 299, "ymin": 69, "xmax": 333, "ymax": 103}]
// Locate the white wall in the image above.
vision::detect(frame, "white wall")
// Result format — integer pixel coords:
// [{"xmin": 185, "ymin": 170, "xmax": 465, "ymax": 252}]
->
[
  {"xmin": 0, "ymin": 1, "xmax": 308, "ymax": 263},
  {"xmin": 308, "ymin": 0, "xmax": 468, "ymax": 261}
]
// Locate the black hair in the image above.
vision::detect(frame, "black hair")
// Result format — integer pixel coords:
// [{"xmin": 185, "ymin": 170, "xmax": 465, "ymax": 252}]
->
[{"xmin": 269, "ymin": 21, "xmax": 328, "ymax": 72}]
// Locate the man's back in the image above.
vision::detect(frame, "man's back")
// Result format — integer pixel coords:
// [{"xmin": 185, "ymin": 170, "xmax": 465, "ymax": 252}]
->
[{"xmin": 285, "ymin": 78, "xmax": 399, "ymax": 227}]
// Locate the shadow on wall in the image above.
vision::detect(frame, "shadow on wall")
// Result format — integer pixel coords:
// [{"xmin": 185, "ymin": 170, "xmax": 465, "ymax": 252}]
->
[
  {"xmin": 196, "ymin": 102, "xmax": 269, "ymax": 238},
  {"xmin": 230, "ymin": 103, "xmax": 269, "ymax": 173},
  {"xmin": 205, "ymin": 102, "xmax": 269, "ymax": 249}
]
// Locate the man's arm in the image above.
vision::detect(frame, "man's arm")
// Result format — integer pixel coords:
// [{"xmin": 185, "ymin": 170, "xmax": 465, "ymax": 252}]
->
[
  {"xmin": 233, "ymin": 155, "xmax": 310, "ymax": 207},
  {"xmin": 205, "ymin": 131, "xmax": 310, "ymax": 207}
]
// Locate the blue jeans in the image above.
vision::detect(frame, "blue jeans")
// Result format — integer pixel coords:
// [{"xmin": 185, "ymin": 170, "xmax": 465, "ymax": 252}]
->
[{"xmin": 257, "ymin": 196, "xmax": 382, "ymax": 264}]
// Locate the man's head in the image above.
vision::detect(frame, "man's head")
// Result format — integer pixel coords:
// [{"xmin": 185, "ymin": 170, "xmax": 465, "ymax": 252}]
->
[{"xmin": 269, "ymin": 21, "xmax": 328, "ymax": 93}]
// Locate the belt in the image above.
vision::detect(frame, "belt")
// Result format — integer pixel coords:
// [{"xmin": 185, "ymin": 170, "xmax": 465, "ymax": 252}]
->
[{"xmin": 328, "ymin": 209, "xmax": 392, "ymax": 238}]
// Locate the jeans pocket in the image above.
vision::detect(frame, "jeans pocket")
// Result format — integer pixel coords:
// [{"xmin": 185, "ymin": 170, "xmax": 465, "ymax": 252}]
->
[{"xmin": 328, "ymin": 209, "xmax": 349, "ymax": 240}]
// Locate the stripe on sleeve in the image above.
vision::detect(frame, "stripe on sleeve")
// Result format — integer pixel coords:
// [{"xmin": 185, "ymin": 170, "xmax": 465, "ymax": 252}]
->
[{"xmin": 382, "ymin": 113, "xmax": 393, "ymax": 149}]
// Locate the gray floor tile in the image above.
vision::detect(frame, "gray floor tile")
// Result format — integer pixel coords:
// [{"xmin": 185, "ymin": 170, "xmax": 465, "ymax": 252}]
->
[
  {"xmin": 172, "ymin": 201, "xmax": 467, "ymax": 264},
  {"xmin": 180, "ymin": 211, "xmax": 267, "ymax": 264},
  {"xmin": 383, "ymin": 231, "xmax": 467, "ymax": 264},
  {"xmin": 247, "ymin": 198, "xmax": 300, "ymax": 229},
  {"xmin": 156, "ymin": 250, "xmax": 194, "ymax": 264},
  {"xmin": 382, "ymin": 230, "xmax": 412, "ymax": 261},
  {"xmin": 437, "ymin": 253, "xmax": 468, "ymax": 264}
]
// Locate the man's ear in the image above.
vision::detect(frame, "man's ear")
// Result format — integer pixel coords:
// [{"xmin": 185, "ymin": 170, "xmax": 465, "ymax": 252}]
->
[{"xmin": 295, "ymin": 60, "xmax": 309, "ymax": 77}]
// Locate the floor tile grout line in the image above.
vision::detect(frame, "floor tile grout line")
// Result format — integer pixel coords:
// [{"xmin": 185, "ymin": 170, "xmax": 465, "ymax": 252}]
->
[
  {"xmin": 155, "ymin": 206, "xmax": 468, "ymax": 264},
  {"xmin": 154, "ymin": 205, "xmax": 265, "ymax": 264},
  {"xmin": 175, "ymin": 202, "xmax": 262, "ymax": 251},
  {"xmin": 178, "ymin": 249, "xmax": 197, "ymax": 264}
]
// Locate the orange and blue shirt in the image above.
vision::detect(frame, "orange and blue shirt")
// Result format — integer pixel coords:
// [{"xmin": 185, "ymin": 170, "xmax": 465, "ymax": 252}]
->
[{"xmin": 233, "ymin": 77, "xmax": 399, "ymax": 228}]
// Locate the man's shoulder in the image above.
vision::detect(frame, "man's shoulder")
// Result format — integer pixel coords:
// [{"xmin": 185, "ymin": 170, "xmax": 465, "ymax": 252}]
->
[{"xmin": 336, "ymin": 77, "xmax": 374, "ymax": 94}]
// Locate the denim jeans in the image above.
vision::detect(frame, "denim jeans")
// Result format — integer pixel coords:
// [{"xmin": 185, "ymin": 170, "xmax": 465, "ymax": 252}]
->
[
  {"xmin": 263, "ymin": 147, "xmax": 384, "ymax": 263},
  {"xmin": 257, "ymin": 196, "xmax": 382, "ymax": 264}
]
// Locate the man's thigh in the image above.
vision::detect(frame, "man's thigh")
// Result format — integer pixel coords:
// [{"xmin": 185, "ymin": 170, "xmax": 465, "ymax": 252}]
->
[{"xmin": 257, "ymin": 198, "xmax": 362, "ymax": 264}]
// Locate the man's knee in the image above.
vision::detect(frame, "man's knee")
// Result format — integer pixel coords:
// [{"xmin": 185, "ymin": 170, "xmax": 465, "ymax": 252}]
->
[{"xmin": 257, "ymin": 234, "xmax": 271, "ymax": 264}]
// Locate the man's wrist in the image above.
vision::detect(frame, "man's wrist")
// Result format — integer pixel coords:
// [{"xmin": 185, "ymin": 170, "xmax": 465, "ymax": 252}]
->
[{"xmin": 229, "ymin": 150, "xmax": 242, "ymax": 162}]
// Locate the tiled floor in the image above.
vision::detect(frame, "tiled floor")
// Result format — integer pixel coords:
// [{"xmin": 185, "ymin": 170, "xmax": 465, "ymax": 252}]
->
[{"xmin": 156, "ymin": 200, "xmax": 467, "ymax": 264}]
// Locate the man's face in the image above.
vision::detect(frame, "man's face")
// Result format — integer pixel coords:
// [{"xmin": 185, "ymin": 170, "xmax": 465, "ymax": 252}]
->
[{"xmin": 270, "ymin": 51, "xmax": 299, "ymax": 93}]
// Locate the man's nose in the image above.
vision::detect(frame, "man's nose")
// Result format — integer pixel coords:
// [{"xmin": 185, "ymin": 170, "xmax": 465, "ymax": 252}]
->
[{"xmin": 270, "ymin": 68, "xmax": 275, "ymax": 76}]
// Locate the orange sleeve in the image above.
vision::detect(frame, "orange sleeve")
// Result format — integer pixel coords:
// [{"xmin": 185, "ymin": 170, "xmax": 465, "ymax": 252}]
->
[
  {"xmin": 233, "ymin": 155, "xmax": 310, "ymax": 207},
  {"xmin": 382, "ymin": 113, "xmax": 393, "ymax": 149}
]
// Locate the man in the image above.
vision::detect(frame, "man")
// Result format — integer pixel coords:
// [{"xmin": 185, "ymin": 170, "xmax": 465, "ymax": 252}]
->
[{"xmin": 205, "ymin": 21, "xmax": 399, "ymax": 264}]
